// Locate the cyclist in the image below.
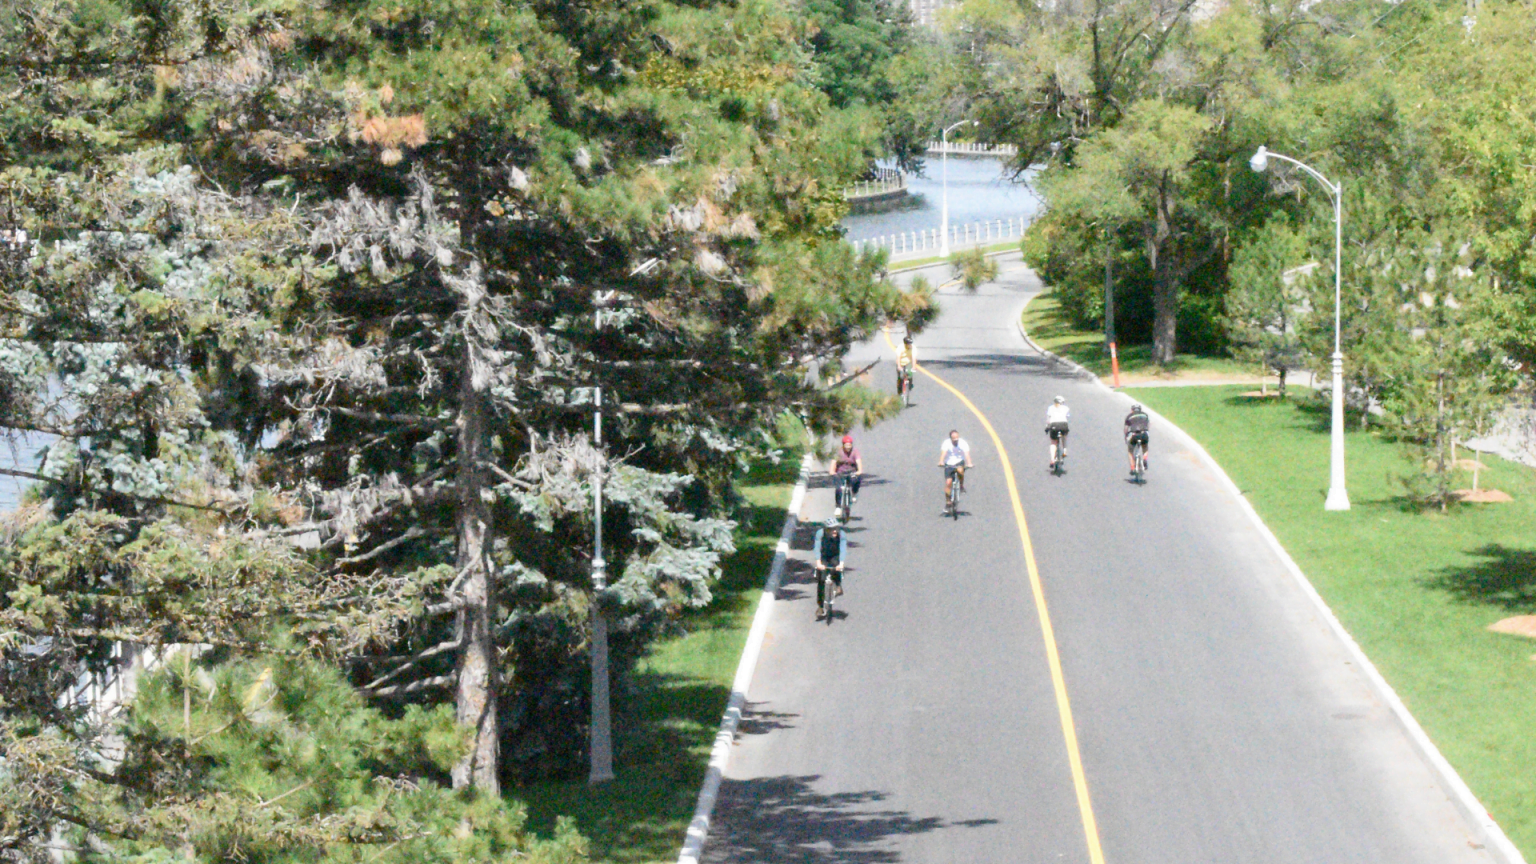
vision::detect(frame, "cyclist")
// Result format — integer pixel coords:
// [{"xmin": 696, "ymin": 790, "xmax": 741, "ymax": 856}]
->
[
  {"xmin": 1046, "ymin": 395, "xmax": 1071, "ymax": 469},
  {"xmin": 937, "ymin": 429, "xmax": 973, "ymax": 511},
  {"xmin": 829, "ymin": 434, "xmax": 863, "ymax": 505},
  {"xmin": 812, "ymin": 515, "xmax": 846, "ymax": 620},
  {"xmin": 896, "ymin": 334, "xmax": 916, "ymax": 398},
  {"xmin": 1124, "ymin": 403, "xmax": 1151, "ymax": 474}
]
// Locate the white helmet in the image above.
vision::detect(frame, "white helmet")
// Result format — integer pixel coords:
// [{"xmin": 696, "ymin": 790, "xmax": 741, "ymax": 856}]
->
[{"xmin": 1053, "ymin": 395, "xmax": 1065, "ymax": 404}]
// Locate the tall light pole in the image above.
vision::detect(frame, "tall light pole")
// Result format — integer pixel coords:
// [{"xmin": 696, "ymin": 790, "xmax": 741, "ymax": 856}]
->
[
  {"xmin": 587, "ymin": 259, "xmax": 659, "ymax": 783},
  {"xmin": 1249, "ymin": 146, "xmax": 1349, "ymax": 511},
  {"xmin": 589, "ymin": 291, "xmax": 615, "ymax": 784},
  {"xmin": 939, "ymin": 119, "xmax": 976, "ymax": 259}
]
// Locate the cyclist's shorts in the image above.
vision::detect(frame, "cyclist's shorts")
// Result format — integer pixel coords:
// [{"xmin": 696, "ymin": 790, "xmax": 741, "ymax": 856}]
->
[
  {"xmin": 943, "ymin": 464, "xmax": 964, "ymax": 479},
  {"xmin": 1127, "ymin": 431, "xmax": 1149, "ymax": 447},
  {"xmin": 1047, "ymin": 422, "xmax": 1069, "ymax": 439}
]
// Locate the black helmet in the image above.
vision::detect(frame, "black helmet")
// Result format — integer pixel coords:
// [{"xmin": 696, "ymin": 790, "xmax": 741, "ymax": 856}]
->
[
  {"xmin": 1131, "ymin": 403, "xmax": 1142, "ymax": 412},
  {"xmin": 903, "ymin": 334, "xmax": 913, "ymax": 344}
]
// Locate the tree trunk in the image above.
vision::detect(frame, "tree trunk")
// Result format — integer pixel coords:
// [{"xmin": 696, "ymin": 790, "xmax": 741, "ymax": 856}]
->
[
  {"xmin": 1151, "ymin": 256, "xmax": 1178, "ymax": 365},
  {"xmin": 1147, "ymin": 173, "xmax": 1177, "ymax": 366},
  {"xmin": 453, "ymin": 341, "xmax": 500, "ymax": 794},
  {"xmin": 1103, "ymin": 234, "xmax": 1116, "ymax": 352}
]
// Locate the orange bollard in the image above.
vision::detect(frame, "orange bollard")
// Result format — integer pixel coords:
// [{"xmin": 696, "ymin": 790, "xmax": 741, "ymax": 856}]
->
[{"xmin": 1110, "ymin": 341, "xmax": 1121, "ymax": 389}]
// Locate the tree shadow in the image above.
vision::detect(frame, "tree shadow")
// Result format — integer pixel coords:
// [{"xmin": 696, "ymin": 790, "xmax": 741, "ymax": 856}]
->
[
  {"xmin": 1422, "ymin": 544, "xmax": 1536, "ymax": 612},
  {"xmin": 738, "ymin": 702, "xmax": 801, "ymax": 736},
  {"xmin": 703, "ymin": 774, "xmax": 997, "ymax": 864},
  {"xmin": 924, "ymin": 353, "xmax": 1081, "ymax": 381}
]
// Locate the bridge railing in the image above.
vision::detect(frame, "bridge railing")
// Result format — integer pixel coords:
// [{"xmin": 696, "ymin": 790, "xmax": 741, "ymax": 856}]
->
[
  {"xmin": 843, "ymin": 169, "xmax": 907, "ymax": 201},
  {"xmin": 925, "ymin": 142, "xmax": 1018, "ymax": 157}
]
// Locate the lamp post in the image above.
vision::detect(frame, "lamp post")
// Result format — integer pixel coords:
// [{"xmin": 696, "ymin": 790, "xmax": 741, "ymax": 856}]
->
[
  {"xmin": 589, "ymin": 291, "xmax": 616, "ymax": 784},
  {"xmin": 1249, "ymin": 146, "xmax": 1349, "ymax": 511},
  {"xmin": 939, "ymin": 119, "xmax": 976, "ymax": 259},
  {"xmin": 587, "ymin": 259, "xmax": 659, "ymax": 784}
]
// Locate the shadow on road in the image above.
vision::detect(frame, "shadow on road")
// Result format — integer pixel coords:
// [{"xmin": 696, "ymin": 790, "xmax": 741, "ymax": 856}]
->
[
  {"xmin": 924, "ymin": 353, "xmax": 1084, "ymax": 381},
  {"xmin": 1424, "ymin": 543, "xmax": 1536, "ymax": 611},
  {"xmin": 738, "ymin": 702, "xmax": 801, "ymax": 736},
  {"xmin": 704, "ymin": 774, "xmax": 997, "ymax": 864}
]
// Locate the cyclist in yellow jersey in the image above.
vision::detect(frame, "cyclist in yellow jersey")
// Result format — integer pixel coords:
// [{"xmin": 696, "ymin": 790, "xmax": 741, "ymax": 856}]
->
[{"xmin": 896, "ymin": 334, "xmax": 916, "ymax": 398}]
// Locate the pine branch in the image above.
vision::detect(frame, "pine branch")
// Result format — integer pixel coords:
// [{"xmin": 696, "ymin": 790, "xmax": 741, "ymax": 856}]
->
[
  {"xmin": 366, "ymin": 673, "xmax": 457, "ymax": 698},
  {"xmin": 0, "ymin": 467, "xmax": 230, "ymax": 513},
  {"xmin": 361, "ymin": 638, "xmax": 463, "ymax": 692},
  {"xmin": 327, "ymin": 407, "xmax": 448, "ymax": 426},
  {"xmin": 825, "ymin": 360, "xmax": 881, "ymax": 391},
  {"xmin": 335, "ymin": 526, "xmax": 428, "ymax": 567}
]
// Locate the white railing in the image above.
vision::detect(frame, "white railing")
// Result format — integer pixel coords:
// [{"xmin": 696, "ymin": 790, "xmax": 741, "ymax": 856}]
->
[
  {"xmin": 925, "ymin": 141, "xmax": 1018, "ymax": 156},
  {"xmin": 843, "ymin": 176, "xmax": 907, "ymax": 200},
  {"xmin": 851, "ymin": 217, "xmax": 1027, "ymax": 257}
]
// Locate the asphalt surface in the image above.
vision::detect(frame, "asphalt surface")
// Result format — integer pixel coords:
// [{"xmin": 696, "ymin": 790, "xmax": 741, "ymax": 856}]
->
[{"xmin": 700, "ymin": 252, "xmax": 1493, "ymax": 864}]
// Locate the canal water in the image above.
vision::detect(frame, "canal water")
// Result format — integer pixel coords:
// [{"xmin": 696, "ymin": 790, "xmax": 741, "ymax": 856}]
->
[{"xmin": 842, "ymin": 156, "xmax": 1043, "ymax": 243}]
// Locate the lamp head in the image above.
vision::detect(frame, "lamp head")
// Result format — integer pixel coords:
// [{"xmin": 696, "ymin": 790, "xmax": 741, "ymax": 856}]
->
[{"xmin": 1249, "ymin": 146, "xmax": 1269, "ymax": 173}]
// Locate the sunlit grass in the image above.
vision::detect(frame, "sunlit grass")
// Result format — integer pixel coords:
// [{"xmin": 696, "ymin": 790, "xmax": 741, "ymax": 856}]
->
[{"xmin": 1130, "ymin": 385, "xmax": 1536, "ymax": 856}]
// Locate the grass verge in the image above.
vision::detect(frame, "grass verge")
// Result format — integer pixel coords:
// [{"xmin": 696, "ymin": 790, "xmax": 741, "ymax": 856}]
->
[
  {"xmin": 515, "ymin": 453, "xmax": 803, "ymax": 864},
  {"xmin": 1022, "ymin": 289, "xmax": 1255, "ymax": 380},
  {"xmin": 888, "ymin": 239, "xmax": 1018, "ymax": 273},
  {"xmin": 1127, "ymin": 385, "xmax": 1536, "ymax": 855}
]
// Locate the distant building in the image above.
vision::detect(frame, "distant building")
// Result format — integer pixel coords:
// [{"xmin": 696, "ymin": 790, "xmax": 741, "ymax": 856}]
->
[{"xmin": 909, "ymin": 0, "xmax": 948, "ymax": 27}]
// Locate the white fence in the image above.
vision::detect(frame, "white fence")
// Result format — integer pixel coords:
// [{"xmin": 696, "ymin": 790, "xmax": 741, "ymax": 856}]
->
[
  {"xmin": 852, "ymin": 217, "xmax": 1026, "ymax": 257},
  {"xmin": 843, "ymin": 175, "xmax": 907, "ymax": 200},
  {"xmin": 925, "ymin": 141, "xmax": 1018, "ymax": 156}
]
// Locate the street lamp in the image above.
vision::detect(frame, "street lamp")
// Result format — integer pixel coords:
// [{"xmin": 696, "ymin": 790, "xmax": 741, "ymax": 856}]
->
[
  {"xmin": 589, "ymin": 290, "xmax": 616, "ymax": 784},
  {"xmin": 1249, "ymin": 146, "xmax": 1349, "ymax": 511},
  {"xmin": 586, "ymin": 258, "xmax": 661, "ymax": 785},
  {"xmin": 939, "ymin": 119, "xmax": 977, "ymax": 259}
]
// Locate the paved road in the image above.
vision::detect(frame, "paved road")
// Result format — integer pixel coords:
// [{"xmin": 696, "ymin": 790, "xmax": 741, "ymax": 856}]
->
[{"xmin": 701, "ymin": 253, "xmax": 1493, "ymax": 864}]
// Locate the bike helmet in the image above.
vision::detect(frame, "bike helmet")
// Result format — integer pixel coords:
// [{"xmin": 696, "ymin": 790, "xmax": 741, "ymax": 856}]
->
[
  {"xmin": 841, "ymin": 434, "xmax": 853, "ymax": 444},
  {"xmin": 1053, "ymin": 395, "xmax": 1065, "ymax": 404},
  {"xmin": 825, "ymin": 514, "xmax": 840, "ymax": 527},
  {"xmin": 903, "ymin": 334, "xmax": 913, "ymax": 345},
  {"xmin": 1131, "ymin": 403, "xmax": 1142, "ymax": 412}
]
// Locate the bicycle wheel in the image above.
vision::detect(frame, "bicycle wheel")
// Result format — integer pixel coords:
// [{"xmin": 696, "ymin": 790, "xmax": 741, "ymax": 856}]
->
[
  {"xmin": 825, "ymin": 573, "xmax": 835, "ymax": 624},
  {"xmin": 950, "ymin": 481, "xmax": 959, "ymax": 520}
]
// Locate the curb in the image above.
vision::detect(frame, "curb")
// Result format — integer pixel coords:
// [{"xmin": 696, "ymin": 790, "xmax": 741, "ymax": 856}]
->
[
  {"xmin": 677, "ymin": 453, "xmax": 814, "ymax": 864},
  {"xmin": 1016, "ymin": 311, "xmax": 1528, "ymax": 864}
]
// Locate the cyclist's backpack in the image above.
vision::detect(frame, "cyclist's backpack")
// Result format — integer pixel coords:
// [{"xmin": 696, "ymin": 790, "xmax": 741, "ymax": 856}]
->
[{"xmin": 820, "ymin": 529, "xmax": 840, "ymax": 562}]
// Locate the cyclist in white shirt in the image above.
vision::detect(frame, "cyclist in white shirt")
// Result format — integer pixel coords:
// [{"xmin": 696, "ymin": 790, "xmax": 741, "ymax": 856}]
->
[
  {"xmin": 937, "ymin": 429, "xmax": 973, "ymax": 511},
  {"xmin": 1046, "ymin": 395, "xmax": 1071, "ymax": 469}
]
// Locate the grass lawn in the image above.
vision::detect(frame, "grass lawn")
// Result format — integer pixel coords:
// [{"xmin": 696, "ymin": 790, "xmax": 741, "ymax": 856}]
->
[
  {"xmin": 514, "ymin": 454, "xmax": 803, "ymax": 864},
  {"xmin": 1127, "ymin": 385, "xmax": 1536, "ymax": 855},
  {"xmin": 1022, "ymin": 289, "xmax": 1255, "ymax": 380}
]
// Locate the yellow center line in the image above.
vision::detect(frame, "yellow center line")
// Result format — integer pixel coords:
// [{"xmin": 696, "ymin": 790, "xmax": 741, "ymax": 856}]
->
[{"xmin": 882, "ymin": 330, "xmax": 1106, "ymax": 864}]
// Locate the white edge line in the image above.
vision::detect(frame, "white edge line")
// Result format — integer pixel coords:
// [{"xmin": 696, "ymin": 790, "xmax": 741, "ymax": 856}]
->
[
  {"xmin": 1015, "ymin": 310, "xmax": 1528, "ymax": 864},
  {"xmin": 677, "ymin": 452, "xmax": 814, "ymax": 864}
]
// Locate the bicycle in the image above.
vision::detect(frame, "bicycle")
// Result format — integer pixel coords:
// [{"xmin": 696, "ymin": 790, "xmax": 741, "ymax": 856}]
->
[
  {"xmin": 897, "ymin": 366, "xmax": 914, "ymax": 407},
  {"xmin": 944, "ymin": 466, "xmax": 964, "ymax": 519},
  {"xmin": 1130, "ymin": 436, "xmax": 1148, "ymax": 484},
  {"xmin": 817, "ymin": 563, "xmax": 842, "ymax": 624},
  {"xmin": 1049, "ymin": 427, "xmax": 1069, "ymax": 476},
  {"xmin": 834, "ymin": 472, "xmax": 855, "ymax": 523}
]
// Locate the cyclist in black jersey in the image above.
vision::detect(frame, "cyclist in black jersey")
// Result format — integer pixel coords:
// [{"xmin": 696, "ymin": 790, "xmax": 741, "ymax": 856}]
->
[{"xmin": 1124, "ymin": 404, "xmax": 1151, "ymax": 474}]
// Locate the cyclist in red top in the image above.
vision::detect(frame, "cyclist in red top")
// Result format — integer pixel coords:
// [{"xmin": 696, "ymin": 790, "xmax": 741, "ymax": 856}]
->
[{"xmin": 829, "ymin": 434, "xmax": 863, "ymax": 503}]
